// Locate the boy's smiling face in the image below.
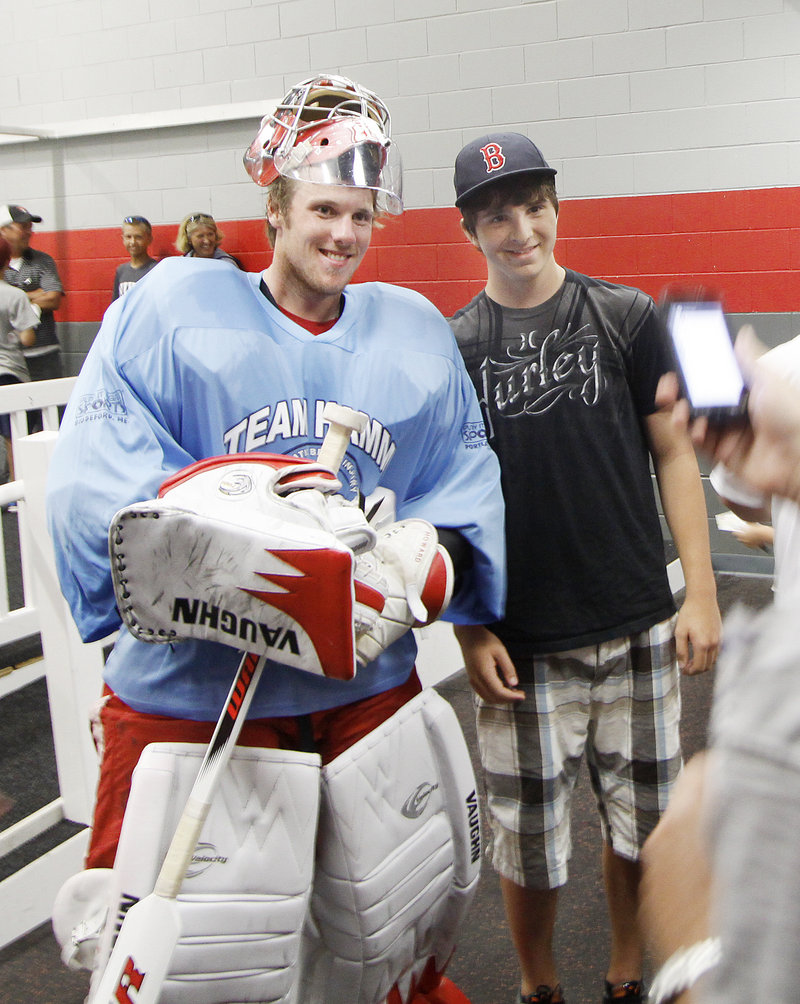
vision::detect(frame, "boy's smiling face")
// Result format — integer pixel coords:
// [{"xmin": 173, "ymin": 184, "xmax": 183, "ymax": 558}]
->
[
  {"xmin": 122, "ymin": 223, "xmax": 152, "ymax": 260},
  {"xmin": 465, "ymin": 193, "xmax": 560, "ymax": 296}
]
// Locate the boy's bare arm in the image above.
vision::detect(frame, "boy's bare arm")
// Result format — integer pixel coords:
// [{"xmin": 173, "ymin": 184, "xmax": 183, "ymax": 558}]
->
[
  {"xmin": 454, "ymin": 624, "xmax": 524, "ymax": 703},
  {"xmin": 646, "ymin": 410, "xmax": 721, "ymax": 675}
]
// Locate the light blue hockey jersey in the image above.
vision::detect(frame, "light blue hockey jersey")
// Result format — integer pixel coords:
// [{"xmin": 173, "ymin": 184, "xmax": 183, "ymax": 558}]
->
[{"xmin": 47, "ymin": 257, "xmax": 505, "ymax": 720}]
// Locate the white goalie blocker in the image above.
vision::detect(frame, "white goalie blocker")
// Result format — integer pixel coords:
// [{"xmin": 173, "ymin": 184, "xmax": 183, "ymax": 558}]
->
[
  {"xmin": 109, "ymin": 451, "xmax": 455, "ymax": 678},
  {"xmin": 109, "ymin": 452, "xmax": 381, "ymax": 681}
]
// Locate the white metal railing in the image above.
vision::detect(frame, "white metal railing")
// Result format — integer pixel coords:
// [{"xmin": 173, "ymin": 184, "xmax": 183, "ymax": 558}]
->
[
  {"xmin": 0, "ymin": 378, "xmax": 110, "ymax": 948},
  {"xmin": 0, "ymin": 377, "xmax": 75, "ymax": 701}
]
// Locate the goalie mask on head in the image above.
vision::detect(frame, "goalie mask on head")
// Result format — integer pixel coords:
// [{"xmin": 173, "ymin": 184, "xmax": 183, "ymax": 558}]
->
[
  {"xmin": 109, "ymin": 453, "xmax": 385, "ymax": 681},
  {"xmin": 243, "ymin": 74, "xmax": 403, "ymax": 216}
]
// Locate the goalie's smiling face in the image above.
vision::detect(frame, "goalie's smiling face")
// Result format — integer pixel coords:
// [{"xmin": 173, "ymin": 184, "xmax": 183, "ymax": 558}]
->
[{"xmin": 267, "ymin": 181, "xmax": 375, "ymax": 323}]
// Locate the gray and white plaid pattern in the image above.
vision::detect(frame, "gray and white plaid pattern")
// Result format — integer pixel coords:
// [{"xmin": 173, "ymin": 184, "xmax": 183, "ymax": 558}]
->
[{"xmin": 475, "ymin": 615, "xmax": 681, "ymax": 888}]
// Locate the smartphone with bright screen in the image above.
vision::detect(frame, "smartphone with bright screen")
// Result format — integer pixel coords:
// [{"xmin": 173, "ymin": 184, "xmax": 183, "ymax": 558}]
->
[{"xmin": 665, "ymin": 300, "xmax": 748, "ymax": 420}]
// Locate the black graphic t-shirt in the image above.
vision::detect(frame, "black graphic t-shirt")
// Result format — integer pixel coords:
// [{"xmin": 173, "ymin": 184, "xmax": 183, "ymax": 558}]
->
[{"xmin": 449, "ymin": 270, "xmax": 675, "ymax": 654}]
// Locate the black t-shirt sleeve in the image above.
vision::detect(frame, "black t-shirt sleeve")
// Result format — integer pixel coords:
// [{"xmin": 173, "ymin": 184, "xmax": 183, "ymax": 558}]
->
[{"xmin": 628, "ymin": 298, "xmax": 673, "ymax": 416}]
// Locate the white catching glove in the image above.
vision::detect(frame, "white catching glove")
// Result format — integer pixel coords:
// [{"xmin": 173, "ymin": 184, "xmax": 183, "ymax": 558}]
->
[
  {"xmin": 353, "ymin": 518, "xmax": 455, "ymax": 668},
  {"xmin": 109, "ymin": 453, "xmax": 378, "ymax": 680}
]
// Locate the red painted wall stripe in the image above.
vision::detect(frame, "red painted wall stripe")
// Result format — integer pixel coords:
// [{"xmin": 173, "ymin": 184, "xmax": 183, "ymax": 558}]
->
[{"xmin": 35, "ymin": 186, "xmax": 800, "ymax": 325}]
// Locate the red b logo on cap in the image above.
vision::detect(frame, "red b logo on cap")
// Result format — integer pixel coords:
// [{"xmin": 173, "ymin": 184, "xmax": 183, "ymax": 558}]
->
[{"xmin": 480, "ymin": 143, "xmax": 505, "ymax": 174}]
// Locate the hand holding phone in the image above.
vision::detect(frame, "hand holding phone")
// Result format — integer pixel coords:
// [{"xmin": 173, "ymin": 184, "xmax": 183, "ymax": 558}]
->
[
  {"xmin": 663, "ymin": 298, "xmax": 749, "ymax": 422},
  {"xmin": 657, "ymin": 325, "xmax": 800, "ymax": 505}
]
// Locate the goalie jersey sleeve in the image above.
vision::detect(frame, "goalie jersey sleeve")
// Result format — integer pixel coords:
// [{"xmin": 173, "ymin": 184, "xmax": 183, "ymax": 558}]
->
[{"xmin": 46, "ymin": 257, "xmax": 505, "ymax": 720}]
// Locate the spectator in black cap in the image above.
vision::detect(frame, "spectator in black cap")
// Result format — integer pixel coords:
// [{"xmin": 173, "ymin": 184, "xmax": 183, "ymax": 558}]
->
[
  {"xmin": 447, "ymin": 133, "xmax": 721, "ymax": 1004},
  {"xmin": 112, "ymin": 216, "xmax": 157, "ymax": 301},
  {"xmin": 0, "ymin": 233, "xmax": 38, "ymax": 483},
  {"xmin": 0, "ymin": 204, "xmax": 64, "ymax": 383}
]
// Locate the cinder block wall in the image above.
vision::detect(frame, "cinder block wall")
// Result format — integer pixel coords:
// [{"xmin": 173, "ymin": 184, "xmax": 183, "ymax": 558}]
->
[
  {"xmin": 4, "ymin": 3, "xmax": 799, "ymax": 219},
  {"xmin": 3, "ymin": 0, "xmax": 799, "ymax": 562}
]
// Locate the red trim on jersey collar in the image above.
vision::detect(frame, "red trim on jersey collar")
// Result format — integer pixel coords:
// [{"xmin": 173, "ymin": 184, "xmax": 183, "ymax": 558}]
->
[{"xmin": 260, "ymin": 278, "xmax": 342, "ymax": 335}]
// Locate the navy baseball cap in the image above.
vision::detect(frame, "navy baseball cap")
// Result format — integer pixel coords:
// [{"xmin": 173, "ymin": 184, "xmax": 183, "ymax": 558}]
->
[
  {"xmin": 0, "ymin": 205, "xmax": 43, "ymax": 227},
  {"xmin": 454, "ymin": 133, "xmax": 556, "ymax": 208}
]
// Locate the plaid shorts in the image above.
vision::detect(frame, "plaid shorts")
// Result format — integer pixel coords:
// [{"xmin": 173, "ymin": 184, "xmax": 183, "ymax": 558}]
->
[{"xmin": 475, "ymin": 615, "xmax": 681, "ymax": 889}]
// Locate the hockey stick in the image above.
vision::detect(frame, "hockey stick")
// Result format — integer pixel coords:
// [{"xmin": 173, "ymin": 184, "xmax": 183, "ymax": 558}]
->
[
  {"xmin": 90, "ymin": 403, "xmax": 368, "ymax": 1004},
  {"xmin": 317, "ymin": 401, "xmax": 367, "ymax": 472}
]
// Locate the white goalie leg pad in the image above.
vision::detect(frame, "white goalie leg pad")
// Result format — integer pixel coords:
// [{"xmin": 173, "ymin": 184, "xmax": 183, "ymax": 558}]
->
[
  {"xmin": 91, "ymin": 742, "xmax": 321, "ymax": 1004},
  {"xmin": 299, "ymin": 688, "xmax": 482, "ymax": 1004}
]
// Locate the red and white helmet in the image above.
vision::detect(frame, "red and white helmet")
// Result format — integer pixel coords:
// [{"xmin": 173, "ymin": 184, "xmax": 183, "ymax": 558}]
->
[{"xmin": 243, "ymin": 74, "xmax": 403, "ymax": 215}]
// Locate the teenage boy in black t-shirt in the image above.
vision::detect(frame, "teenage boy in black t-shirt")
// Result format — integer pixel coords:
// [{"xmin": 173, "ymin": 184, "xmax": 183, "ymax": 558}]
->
[{"xmin": 448, "ymin": 133, "xmax": 721, "ymax": 1004}]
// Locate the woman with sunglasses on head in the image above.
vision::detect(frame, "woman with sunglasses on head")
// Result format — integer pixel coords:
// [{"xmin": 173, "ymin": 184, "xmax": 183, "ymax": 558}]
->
[
  {"xmin": 112, "ymin": 216, "xmax": 158, "ymax": 301},
  {"xmin": 175, "ymin": 212, "xmax": 243, "ymax": 268}
]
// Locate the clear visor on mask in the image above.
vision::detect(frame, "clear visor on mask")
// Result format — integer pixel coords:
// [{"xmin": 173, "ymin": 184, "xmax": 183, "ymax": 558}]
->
[{"xmin": 272, "ymin": 118, "xmax": 403, "ymax": 215}]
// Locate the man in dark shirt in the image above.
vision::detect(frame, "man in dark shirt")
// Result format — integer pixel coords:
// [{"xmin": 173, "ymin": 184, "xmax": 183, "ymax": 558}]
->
[{"xmin": 0, "ymin": 204, "xmax": 64, "ymax": 381}]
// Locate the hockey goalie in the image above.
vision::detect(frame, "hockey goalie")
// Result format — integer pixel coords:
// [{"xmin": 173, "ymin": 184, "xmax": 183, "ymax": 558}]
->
[{"xmin": 47, "ymin": 72, "xmax": 505, "ymax": 1004}]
